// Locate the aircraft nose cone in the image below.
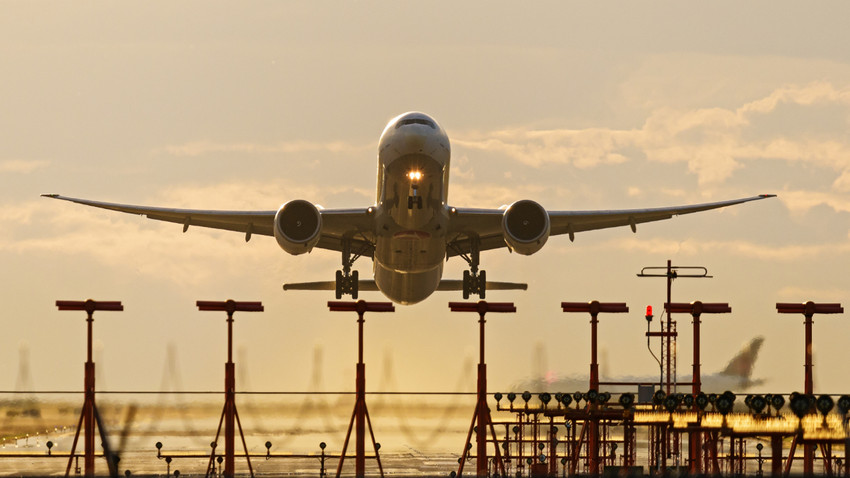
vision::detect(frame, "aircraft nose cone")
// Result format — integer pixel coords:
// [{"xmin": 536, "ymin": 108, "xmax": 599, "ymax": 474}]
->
[{"xmin": 404, "ymin": 132, "xmax": 426, "ymax": 151}]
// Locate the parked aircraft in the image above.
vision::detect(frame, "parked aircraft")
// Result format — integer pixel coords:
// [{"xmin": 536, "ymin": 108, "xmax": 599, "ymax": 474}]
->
[
  {"xmin": 44, "ymin": 112, "xmax": 775, "ymax": 304},
  {"xmin": 513, "ymin": 336, "xmax": 765, "ymax": 393}
]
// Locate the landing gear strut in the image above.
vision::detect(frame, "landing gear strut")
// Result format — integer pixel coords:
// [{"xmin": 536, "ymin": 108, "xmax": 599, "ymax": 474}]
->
[
  {"xmin": 335, "ymin": 240, "xmax": 360, "ymax": 299},
  {"xmin": 460, "ymin": 238, "xmax": 486, "ymax": 300}
]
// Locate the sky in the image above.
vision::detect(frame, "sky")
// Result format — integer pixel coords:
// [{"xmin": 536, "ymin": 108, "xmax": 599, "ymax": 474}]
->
[{"xmin": 1, "ymin": 2, "xmax": 850, "ymax": 399}]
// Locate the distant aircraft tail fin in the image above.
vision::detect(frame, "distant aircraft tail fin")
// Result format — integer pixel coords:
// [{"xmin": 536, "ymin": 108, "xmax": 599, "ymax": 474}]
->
[{"xmin": 718, "ymin": 336, "xmax": 764, "ymax": 380}]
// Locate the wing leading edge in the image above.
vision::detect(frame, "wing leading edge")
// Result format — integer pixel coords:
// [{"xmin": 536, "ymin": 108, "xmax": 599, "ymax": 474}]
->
[
  {"xmin": 446, "ymin": 194, "xmax": 776, "ymax": 257},
  {"xmin": 41, "ymin": 194, "xmax": 375, "ymax": 255}
]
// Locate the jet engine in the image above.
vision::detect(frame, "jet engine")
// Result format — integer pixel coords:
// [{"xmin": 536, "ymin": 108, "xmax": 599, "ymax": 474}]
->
[
  {"xmin": 274, "ymin": 200, "xmax": 322, "ymax": 255},
  {"xmin": 502, "ymin": 199, "xmax": 550, "ymax": 255}
]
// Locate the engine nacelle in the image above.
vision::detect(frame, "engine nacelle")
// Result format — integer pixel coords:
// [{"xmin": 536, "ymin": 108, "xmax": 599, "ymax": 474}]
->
[
  {"xmin": 274, "ymin": 200, "xmax": 322, "ymax": 255},
  {"xmin": 502, "ymin": 199, "xmax": 550, "ymax": 255}
]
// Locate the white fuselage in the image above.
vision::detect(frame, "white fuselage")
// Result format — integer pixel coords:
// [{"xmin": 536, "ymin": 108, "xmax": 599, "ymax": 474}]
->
[{"xmin": 372, "ymin": 112, "xmax": 451, "ymax": 304}]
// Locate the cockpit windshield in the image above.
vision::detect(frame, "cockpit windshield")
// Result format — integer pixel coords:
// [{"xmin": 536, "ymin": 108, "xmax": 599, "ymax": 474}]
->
[{"xmin": 396, "ymin": 118, "xmax": 436, "ymax": 129}]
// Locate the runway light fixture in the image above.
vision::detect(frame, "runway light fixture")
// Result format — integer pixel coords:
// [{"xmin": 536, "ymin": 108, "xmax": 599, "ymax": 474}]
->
[
  {"xmin": 522, "ymin": 391, "xmax": 532, "ymax": 404},
  {"xmin": 716, "ymin": 392, "xmax": 736, "ymax": 416},
  {"xmin": 586, "ymin": 389, "xmax": 599, "ymax": 404},
  {"xmin": 837, "ymin": 395, "xmax": 850, "ymax": 415},
  {"xmin": 769, "ymin": 394, "xmax": 785, "ymax": 413},
  {"xmin": 816, "ymin": 395, "xmax": 835, "ymax": 416},
  {"xmin": 695, "ymin": 393, "xmax": 709, "ymax": 411},
  {"xmin": 645, "ymin": 305, "xmax": 653, "ymax": 322},
  {"xmin": 683, "ymin": 394, "xmax": 694, "ymax": 408},
  {"xmin": 619, "ymin": 393, "xmax": 635, "ymax": 410},
  {"xmin": 507, "ymin": 392, "xmax": 517, "ymax": 404},
  {"xmin": 539, "ymin": 392, "xmax": 552, "ymax": 406},
  {"xmin": 653, "ymin": 390, "xmax": 666, "ymax": 406},
  {"xmin": 573, "ymin": 391, "xmax": 583, "ymax": 404},
  {"xmin": 559, "ymin": 393, "xmax": 573, "ymax": 408},
  {"xmin": 599, "ymin": 392, "xmax": 611, "ymax": 404},
  {"xmin": 664, "ymin": 395, "xmax": 680, "ymax": 413},
  {"xmin": 790, "ymin": 393, "xmax": 811, "ymax": 419},
  {"xmin": 749, "ymin": 395, "xmax": 768, "ymax": 415},
  {"xmin": 494, "ymin": 392, "xmax": 503, "ymax": 404}
]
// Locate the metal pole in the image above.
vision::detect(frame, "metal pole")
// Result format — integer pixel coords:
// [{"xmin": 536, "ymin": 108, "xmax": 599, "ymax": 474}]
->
[
  {"xmin": 356, "ymin": 310, "xmax": 366, "ymax": 478},
  {"xmin": 691, "ymin": 309, "xmax": 702, "ymax": 475},
  {"xmin": 589, "ymin": 309, "xmax": 600, "ymax": 477},
  {"xmin": 772, "ymin": 435, "xmax": 783, "ymax": 477},
  {"xmin": 804, "ymin": 310, "xmax": 814, "ymax": 476},
  {"xmin": 666, "ymin": 260, "xmax": 672, "ymax": 395},
  {"xmin": 84, "ymin": 310, "xmax": 95, "ymax": 477},
  {"xmin": 476, "ymin": 311, "xmax": 487, "ymax": 477},
  {"xmin": 225, "ymin": 311, "xmax": 235, "ymax": 478}
]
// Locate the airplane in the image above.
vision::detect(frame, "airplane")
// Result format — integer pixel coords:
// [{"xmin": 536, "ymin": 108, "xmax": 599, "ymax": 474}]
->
[
  {"xmin": 512, "ymin": 336, "xmax": 766, "ymax": 394},
  {"xmin": 43, "ymin": 112, "xmax": 775, "ymax": 305}
]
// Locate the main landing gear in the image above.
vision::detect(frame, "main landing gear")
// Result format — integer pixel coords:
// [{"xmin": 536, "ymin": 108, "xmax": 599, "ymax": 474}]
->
[
  {"xmin": 460, "ymin": 239, "xmax": 486, "ymax": 300},
  {"xmin": 335, "ymin": 240, "xmax": 361, "ymax": 299}
]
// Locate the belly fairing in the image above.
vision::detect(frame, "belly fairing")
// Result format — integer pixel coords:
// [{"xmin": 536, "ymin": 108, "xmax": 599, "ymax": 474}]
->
[{"xmin": 374, "ymin": 260, "xmax": 443, "ymax": 305}]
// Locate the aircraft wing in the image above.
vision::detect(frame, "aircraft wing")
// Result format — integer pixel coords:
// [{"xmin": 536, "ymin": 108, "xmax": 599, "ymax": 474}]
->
[
  {"xmin": 41, "ymin": 194, "xmax": 376, "ymax": 256},
  {"xmin": 447, "ymin": 194, "xmax": 775, "ymax": 257}
]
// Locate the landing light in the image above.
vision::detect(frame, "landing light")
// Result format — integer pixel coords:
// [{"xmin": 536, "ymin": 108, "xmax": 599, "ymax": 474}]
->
[{"xmin": 408, "ymin": 171, "xmax": 423, "ymax": 181}]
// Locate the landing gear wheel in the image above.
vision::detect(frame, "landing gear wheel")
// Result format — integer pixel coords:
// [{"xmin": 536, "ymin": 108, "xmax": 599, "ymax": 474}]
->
[
  {"xmin": 417, "ymin": 196, "xmax": 423, "ymax": 209},
  {"xmin": 462, "ymin": 269, "xmax": 486, "ymax": 300},
  {"xmin": 351, "ymin": 270, "xmax": 359, "ymax": 299},
  {"xmin": 479, "ymin": 270, "xmax": 486, "ymax": 300},
  {"xmin": 335, "ymin": 270, "xmax": 344, "ymax": 299}
]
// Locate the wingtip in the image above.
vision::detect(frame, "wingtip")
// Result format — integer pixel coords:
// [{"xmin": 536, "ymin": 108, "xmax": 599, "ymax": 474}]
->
[
  {"xmin": 758, "ymin": 194, "xmax": 777, "ymax": 198},
  {"xmin": 41, "ymin": 193, "xmax": 59, "ymax": 198}
]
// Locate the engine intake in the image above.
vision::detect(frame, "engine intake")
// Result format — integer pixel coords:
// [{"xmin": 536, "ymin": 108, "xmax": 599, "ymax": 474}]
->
[
  {"xmin": 502, "ymin": 200, "xmax": 550, "ymax": 255},
  {"xmin": 274, "ymin": 200, "xmax": 322, "ymax": 255}
]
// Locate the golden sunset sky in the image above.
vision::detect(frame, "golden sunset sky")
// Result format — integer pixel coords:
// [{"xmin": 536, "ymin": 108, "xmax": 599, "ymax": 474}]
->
[{"xmin": 1, "ymin": 2, "xmax": 849, "ymax": 397}]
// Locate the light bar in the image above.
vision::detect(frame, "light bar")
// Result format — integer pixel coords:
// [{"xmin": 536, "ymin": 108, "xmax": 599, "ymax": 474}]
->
[
  {"xmin": 196, "ymin": 300, "xmax": 264, "ymax": 313},
  {"xmin": 666, "ymin": 301, "xmax": 731, "ymax": 315},
  {"xmin": 328, "ymin": 300, "xmax": 395, "ymax": 313},
  {"xmin": 449, "ymin": 301, "xmax": 516, "ymax": 314},
  {"xmin": 56, "ymin": 300, "xmax": 123, "ymax": 313},
  {"xmin": 561, "ymin": 301, "xmax": 629, "ymax": 314},
  {"xmin": 776, "ymin": 302, "xmax": 843, "ymax": 315}
]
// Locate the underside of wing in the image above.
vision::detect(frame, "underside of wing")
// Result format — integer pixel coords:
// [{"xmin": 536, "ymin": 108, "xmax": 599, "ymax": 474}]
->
[
  {"xmin": 549, "ymin": 194, "xmax": 776, "ymax": 238},
  {"xmin": 42, "ymin": 194, "xmax": 377, "ymax": 256},
  {"xmin": 42, "ymin": 194, "xmax": 277, "ymax": 236},
  {"xmin": 444, "ymin": 195, "xmax": 775, "ymax": 258}
]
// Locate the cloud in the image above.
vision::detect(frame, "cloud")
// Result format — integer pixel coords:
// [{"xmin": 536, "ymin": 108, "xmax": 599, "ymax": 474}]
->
[
  {"xmin": 0, "ymin": 182, "xmax": 364, "ymax": 286},
  {"xmin": 454, "ymin": 82, "xmax": 850, "ymax": 186},
  {"xmin": 588, "ymin": 236, "xmax": 850, "ymax": 262},
  {"xmin": 779, "ymin": 189, "xmax": 850, "ymax": 214},
  {"xmin": 0, "ymin": 160, "xmax": 49, "ymax": 174}
]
